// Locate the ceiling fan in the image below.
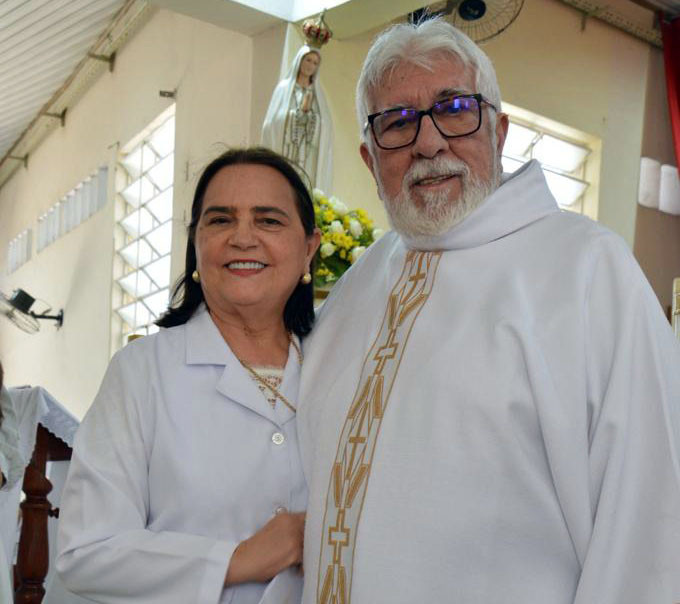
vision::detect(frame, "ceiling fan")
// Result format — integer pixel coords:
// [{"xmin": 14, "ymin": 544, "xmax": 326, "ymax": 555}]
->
[
  {"xmin": 435, "ymin": 0, "xmax": 525, "ymax": 43},
  {"xmin": 0, "ymin": 289, "xmax": 63, "ymax": 334}
]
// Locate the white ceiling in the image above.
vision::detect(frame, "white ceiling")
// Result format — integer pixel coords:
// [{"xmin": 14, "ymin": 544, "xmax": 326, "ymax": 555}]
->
[
  {"xmin": 0, "ymin": 0, "xmax": 677, "ymax": 191},
  {"xmin": 0, "ymin": 0, "xmax": 126, "ymax": 164}
]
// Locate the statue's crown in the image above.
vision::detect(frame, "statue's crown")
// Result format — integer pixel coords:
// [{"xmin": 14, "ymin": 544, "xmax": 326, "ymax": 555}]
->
[{"xmin": 303, "ymin": 10, "xmax": 332, "ymax": 49}]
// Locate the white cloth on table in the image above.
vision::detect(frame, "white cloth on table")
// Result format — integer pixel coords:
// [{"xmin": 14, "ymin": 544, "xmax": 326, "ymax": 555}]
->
[
  {"xmin": 0, "ymin": 386, "xmax": 47, "ymax": 581},
  {"xmin": 298, "ymin": 160, "xmax": 680, "ymax": 604},
  {"xmin": 0, "ymin": 386, "xmax": 25, "ymax": 602},
  {"xmin": 0, "ymin": 386, "xmax": 81, "ymax": 602},
  {"xmin": 57, "ymin": 306, "xmax": 306, "ymax": 604},
  {"xmin": 0, "ymin": 543, "xmax": 11, "ymax": 604},
  {"xmin": 0, "ymin": 388, "xmax": 22, "ymax": 604}
]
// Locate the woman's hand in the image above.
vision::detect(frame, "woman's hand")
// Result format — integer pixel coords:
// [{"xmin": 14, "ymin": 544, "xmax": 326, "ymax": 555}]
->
[{"xmin": 225, "ymin": 511, "xmax": 305, "ymax": 586}]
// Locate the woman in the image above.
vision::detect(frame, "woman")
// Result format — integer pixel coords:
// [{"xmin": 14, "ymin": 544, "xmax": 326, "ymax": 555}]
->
[
  {"xmin": 261, "ymin": 45, "xmax": 333, "ymax": 193},
  {"xmin": 57, "ymin": 148, "xmax": 320, "ymax": 603}
]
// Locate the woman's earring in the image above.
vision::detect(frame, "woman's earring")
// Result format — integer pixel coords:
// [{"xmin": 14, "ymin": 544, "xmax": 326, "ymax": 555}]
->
[
  {"xmin": 192, "ymin": 270, "xmax": 200, "ymax": 283},
  {"xmin": 301, "ymin": 272, "xmax": 312, "ymax": 284}
]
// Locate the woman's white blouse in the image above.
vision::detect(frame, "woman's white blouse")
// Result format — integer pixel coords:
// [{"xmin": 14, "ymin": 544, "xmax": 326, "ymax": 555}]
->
[{"xmin": 56, "ymin": 307, "xmax": 307, "ymax": 604}]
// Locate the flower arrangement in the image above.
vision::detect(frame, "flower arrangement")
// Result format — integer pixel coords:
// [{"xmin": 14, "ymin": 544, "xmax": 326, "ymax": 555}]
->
[{"xmin": 312, "ymin": 189, "xmax": 384, "ymax": 287}]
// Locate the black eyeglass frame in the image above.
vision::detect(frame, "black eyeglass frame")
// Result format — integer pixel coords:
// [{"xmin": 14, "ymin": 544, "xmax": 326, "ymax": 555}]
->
[{"xmin": 365, "ymin": 93, "xmax": 498, "ymax": 151}]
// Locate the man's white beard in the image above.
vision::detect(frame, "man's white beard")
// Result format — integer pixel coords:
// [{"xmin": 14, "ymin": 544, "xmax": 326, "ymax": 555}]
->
[{"xmin": 377, "ymin": 154, "xmax": 501, "ymax": 242}]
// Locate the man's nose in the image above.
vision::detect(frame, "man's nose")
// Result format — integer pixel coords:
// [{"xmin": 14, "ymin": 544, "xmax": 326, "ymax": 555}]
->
[{"xmin": 411, "ymin": 114, "xmax": 449, "ymax": 159}]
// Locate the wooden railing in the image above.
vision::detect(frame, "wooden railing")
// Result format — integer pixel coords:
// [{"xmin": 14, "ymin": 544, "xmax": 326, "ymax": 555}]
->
[{"xmin": 14, "ymin": 425, "xmax": 72, "ymax": 604}]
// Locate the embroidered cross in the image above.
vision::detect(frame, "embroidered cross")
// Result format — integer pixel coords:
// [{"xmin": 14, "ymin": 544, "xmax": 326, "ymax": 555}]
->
[{"xmin": 329, "ymin": 509, "xmax": 350, "ymax": 564}]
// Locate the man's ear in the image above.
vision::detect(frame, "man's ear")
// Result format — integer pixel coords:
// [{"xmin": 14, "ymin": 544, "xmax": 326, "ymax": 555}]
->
[
  {"xmin": 360, "ymin": 143, "xmax": 376, "ymax": 178},
  {"xmin": 495, "ymin": 112, "xmax": 509, "ymax": 158}
]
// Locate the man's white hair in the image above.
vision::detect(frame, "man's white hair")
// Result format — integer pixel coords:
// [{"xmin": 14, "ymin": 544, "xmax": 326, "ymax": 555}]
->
[{"xmin": 356, "ymin": 17, "xmax": 502, "ymax": 144}]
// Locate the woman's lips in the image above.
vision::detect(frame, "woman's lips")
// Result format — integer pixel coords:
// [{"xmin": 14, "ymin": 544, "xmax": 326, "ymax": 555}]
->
[{"xmin": 224, "ymin": 261, "xmax": 267, "ymax": 276}]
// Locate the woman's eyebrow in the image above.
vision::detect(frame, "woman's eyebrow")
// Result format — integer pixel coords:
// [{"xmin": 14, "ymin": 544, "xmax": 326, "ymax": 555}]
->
[
  {"xmin": 252, "ymin": 206, "xmax": 289, "ymax": 217},
  {"xmin": 202, "ymin": 205, "xmax": 234, "ymax": 216}
]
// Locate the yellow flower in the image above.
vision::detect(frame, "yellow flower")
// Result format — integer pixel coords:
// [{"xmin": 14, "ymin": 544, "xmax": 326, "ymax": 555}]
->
[{"xmin": 323, "ymin": 209, "xmax": 335, "ymax": 222}]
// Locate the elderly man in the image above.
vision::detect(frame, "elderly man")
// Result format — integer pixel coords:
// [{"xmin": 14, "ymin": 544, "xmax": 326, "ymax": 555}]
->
[{"xmin": 297, "ymin": 17, "xmax": 680, "ymax": 604}]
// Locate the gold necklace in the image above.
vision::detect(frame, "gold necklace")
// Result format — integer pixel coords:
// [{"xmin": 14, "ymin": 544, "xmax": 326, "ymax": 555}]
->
[{"xmin": 239, "ymin": 333, "xmax": 302, "ymax": 413}]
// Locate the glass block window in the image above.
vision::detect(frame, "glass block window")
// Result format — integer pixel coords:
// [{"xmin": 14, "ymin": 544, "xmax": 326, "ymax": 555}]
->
[
  {"xmin": 502, "ymin": 119, "xmax": 592, "ymax": 215},
  {"xmin": 112, "ymin": 109, "xmax": 175, "ymax": 348},
  {"xmin": 7, "ymin": 229, "xmax": 32, "ymax": 273},
  {"xmin": 37, "ymin": 166, "xmax": 108, "ymax": 252}
]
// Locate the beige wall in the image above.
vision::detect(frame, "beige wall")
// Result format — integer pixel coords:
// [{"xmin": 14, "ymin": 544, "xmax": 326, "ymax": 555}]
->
[
  {"xmin": 251, "ymin": 0, "xmax": 654, "ymax": 243},
  {"xmin": 634, "ymin": 47, "xmax": 680, "ymax": 313},
  {"xmin": 0, "ymin": 9, "xmax": 253, "ymax": 417},
  {"xmin": 0, "ymin": 0, "xmax": 667, "ymax": 416},
  {"xmin": 282, "ymin": 0, "xmax": 651, "ymax": 244},
  {"xmin": 489, "ymin": 0, "xmax": 649, "ymax": 246}
]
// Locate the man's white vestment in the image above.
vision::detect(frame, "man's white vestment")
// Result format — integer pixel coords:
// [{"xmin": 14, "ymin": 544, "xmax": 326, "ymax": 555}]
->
[{"xmin": 298, "ymin": 160, "xmax": 680, "ymax": 604}]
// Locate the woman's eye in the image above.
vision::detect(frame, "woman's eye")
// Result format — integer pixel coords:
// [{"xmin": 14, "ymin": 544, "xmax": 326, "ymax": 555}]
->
[
  {"xmin": 260, "ymin": 217, "xmax": 283, "ymax": 226},
  {"xmin": 208, "ymin": 216, "xmax": 230, "ymax": 225}
]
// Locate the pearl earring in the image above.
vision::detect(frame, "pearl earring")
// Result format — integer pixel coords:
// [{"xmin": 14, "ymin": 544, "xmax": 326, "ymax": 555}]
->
[
  {"xmin": 301, "ymin": 272, "xmax": 312, "ymax": 284},
  {"xmin": 192, "ymin": 270, "xmax": 200, "ymax": 283}
]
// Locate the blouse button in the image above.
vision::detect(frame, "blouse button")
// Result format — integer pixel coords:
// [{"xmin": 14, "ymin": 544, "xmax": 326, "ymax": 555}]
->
[{"xmin": 272, "ymin": 432, "xmax": 285, "ymax": 445}]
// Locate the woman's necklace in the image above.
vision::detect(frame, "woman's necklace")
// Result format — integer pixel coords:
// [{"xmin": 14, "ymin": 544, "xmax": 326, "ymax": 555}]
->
[{"xmin": 239, "ymin": 334, "xmax": 303, "ymax": 413}]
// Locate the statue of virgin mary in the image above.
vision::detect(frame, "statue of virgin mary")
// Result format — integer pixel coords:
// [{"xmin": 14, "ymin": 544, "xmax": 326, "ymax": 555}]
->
[{"xmin": 261, "ymin": 45, "xmax": 334, "ymax": 193}]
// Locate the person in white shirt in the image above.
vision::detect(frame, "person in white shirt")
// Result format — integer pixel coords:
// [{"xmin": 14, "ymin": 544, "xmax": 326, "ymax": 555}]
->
[
  {"xmin": 0, "ymin": 361, "xmax": 25, "ymax": 604},
  {"xmin": 297, "ymin": 17, "xmax": 680, "ymax": 604},
  {"xmin": 57, "ymin": 147, "xmax": 320, "ymax": 604},
  {"xmin": 0, "ymin": 362, "xmax": 24, "ymax": 493}
]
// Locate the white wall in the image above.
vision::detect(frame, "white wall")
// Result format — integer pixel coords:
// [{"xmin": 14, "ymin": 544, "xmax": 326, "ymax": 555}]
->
[
  {"xmin": 0, "ymin": 0, "xmax": 661, "ymax": 417},
  {"xmin": 488, "ymin": 0, "xmax": 649, "ymax": 246},
  {"xmin": 285, "ymin": 0, "xmax": 651, "ymax": 244},
  {"xmin": 634, "ymin": 47, "xmax": 680, "ymax": 312},
  {"xmin": 0, "ymin": 8, "xmax": 253, "ymax": 417}
]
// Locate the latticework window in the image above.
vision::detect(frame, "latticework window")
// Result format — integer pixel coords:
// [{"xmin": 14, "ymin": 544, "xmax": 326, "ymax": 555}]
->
[
  {"xmin": 502, "ymin": 119, "xmax": 593, "ymax": 215},
  {"xmin": 37, "ymin": 166, "xmax": 108, "ymax": 252},
  {"xmin": 112, "ymin": 109, "xmax": 175, "ymax": 348},
  {"xmin": 7, "ymin": 229, "xmax": 31, "ymax": 273}
]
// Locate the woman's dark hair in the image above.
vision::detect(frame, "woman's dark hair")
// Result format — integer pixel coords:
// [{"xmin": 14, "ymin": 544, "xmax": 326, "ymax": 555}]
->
[{"xmin": 156, "ymin": 147, "xmax": 317, "ymax": 337}]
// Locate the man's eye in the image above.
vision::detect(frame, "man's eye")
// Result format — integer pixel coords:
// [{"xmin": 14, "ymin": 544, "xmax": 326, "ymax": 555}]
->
[
  {"xmin": 208, "ymin": 216, "xmax": 230, "ymax": 225},
  {"xmin": 385, "ymin": 118, "xmax": 409, "ymax": 131},
  {"xmin": 437, "ymin": 102, "xmax": 463, "ymax": 116},
  {"xmin": 382, "ymin": 111, "xmax": 415, "ymax": 132}
]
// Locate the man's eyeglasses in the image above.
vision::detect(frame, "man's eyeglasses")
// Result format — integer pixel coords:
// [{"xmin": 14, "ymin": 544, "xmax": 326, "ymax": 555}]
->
[{"xmin": 365, "ymin": 93, "xmax": 497, "ymax": 150}]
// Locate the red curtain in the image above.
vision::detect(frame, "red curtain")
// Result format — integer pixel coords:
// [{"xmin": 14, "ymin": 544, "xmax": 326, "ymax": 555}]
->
[{"xmin": 661, "ymin": 15, "xmax": 680, "ymax": 177}]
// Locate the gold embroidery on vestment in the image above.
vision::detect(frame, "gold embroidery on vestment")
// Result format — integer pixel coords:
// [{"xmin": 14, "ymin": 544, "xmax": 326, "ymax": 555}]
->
[{"xmin": 315, "ymin": 250, "xmax": 442, "ymax": 603}]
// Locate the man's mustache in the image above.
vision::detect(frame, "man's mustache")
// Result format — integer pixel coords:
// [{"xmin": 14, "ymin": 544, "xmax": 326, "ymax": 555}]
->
[{"xmin": 404, "ymin": 157, "xmax": 471, "ymax": 188}]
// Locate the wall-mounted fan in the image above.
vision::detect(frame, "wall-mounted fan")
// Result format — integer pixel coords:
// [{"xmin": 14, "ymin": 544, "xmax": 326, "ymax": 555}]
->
[
  {"xmin": 0, "ymin": 289, "xmax": 63, "ymax": 334},
  {"xmin": 438, "ymin": 0, "xmax": 525, "ymax": 43}
]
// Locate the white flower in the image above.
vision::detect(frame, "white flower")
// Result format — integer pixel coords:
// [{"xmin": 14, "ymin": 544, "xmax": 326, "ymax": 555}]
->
[
  {"xmin": 329, "ymin": 196, "xmax": 349, "ymax": 216},
  {"xmin": 372, "ymin": 228, "xmax": 385, "ymax": 240},
  {"xmin": 349, "ymin": 246, "xmax": 366, "ymax": 263},
  {"xmin": 312, "ymin": 188, "xmax": 326, "ymax": 201},
  {"xmin": 320, "ymin": 242, "xmax": 336, "ymax": 258},
  {"xmin": 329, "ymin": 220, "xmax": 344, "ymax": 234},
  {"xmin": 349, "ymin": 219, "xmax": 363, "ymax": 238}
]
